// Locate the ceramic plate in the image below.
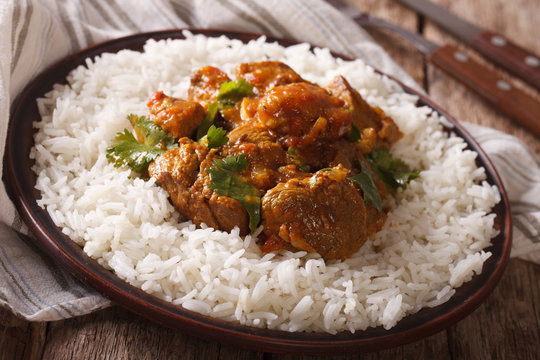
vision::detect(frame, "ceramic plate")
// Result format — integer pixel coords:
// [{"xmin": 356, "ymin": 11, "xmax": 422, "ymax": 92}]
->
[{"xmin": 4, "ymin": 29, "xmax": 512, "ymax": 356}]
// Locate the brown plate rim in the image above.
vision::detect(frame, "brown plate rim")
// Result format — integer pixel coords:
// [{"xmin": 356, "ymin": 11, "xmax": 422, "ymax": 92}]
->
[{"xmin": 3, "ymin": 28, "xmax": 512, "ymax": 356}]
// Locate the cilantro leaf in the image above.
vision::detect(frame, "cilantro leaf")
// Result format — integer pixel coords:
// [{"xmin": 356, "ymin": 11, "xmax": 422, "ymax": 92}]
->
[
  {"xmin": 366, "ymin": 147, "xmax": 420, "ymax": 189},
  {"xmin": 207, "ymin": 155, "xmax": 261, "ymax": 233},
  {"xmin": 217, "ymin": 79, "xmax": 253, "ymax": 102},
  {"xmin": 349, "ymin": 159, "xmax": 382, "ymax": 212},
  {"xmin": 286, "ymin": 147, "xmax": 310, "ymax": 172},
  {"xmin": 206, "ymin": 125, "xmax": 229, "ymax": 149},
  {"xmin": 215, "ymin": 154, "xmax": 249, "ymax": 172},
  {"xmin": 348, "ymin": 123, "xmax": 361, "ymax": 142},
  {"xmin": 106, "ymin": 130, "xmax": 165, "ymax": 173},
  {"xmin": 127, "ymin": 114, "xmax": 175, "ymax": 149},
  {"xmin": 106, "ymin": 114, "xmax": 177, "ymax": 174},
  {"xmin": 196, "ymin": 101, "xmax": 219, "ymax": 140},
  {"xmin": 195, "ymin": 79, "xmax": 253, "ymax": 140}
]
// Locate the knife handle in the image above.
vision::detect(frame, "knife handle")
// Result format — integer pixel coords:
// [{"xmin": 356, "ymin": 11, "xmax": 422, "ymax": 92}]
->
[
  {"xmin": 429, "ymin": 44, "xmax": 540, "ymax": 138},
  {"xmin": 471, "ymin": 31, "xmax": 540, "ymax": 92}
]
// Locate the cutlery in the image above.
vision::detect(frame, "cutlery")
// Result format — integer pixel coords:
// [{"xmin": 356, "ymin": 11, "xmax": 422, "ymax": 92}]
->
[
  {"xmin": 327, "ymin": 0, "xmax": 540, "ymax": 137},
  {"xmin": 396, "ymin": 0, "xmax": 540, "ymax": 91}
]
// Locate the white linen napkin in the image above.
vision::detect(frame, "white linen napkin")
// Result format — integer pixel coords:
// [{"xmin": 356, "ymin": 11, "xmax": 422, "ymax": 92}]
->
[{"xmin": 0, "ymin": 0, "xmax": 538, "ymax": 321}]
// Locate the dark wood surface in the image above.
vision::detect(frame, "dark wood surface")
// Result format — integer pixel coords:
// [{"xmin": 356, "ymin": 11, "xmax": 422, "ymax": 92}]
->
[
  {"xmin": 428, "ymin": 43, "xmax": 540, "ymax": 138},
  {"xmin": 1, "ymin": 0, "xmax": 539, "ymax": 358}
]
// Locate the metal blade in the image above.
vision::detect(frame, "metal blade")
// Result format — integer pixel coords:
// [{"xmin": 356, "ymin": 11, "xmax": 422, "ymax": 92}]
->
[
  {"xmin": 396, "ymin": 0, "xmax": 482, "ymax": 43},
  {"xmin": 326, "ymin": 0, "xmax": 439, "ymax": 55}
]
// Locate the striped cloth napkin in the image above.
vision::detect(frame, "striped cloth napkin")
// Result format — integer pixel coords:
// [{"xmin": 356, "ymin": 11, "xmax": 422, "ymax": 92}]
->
[{"xmin": 0, "ymin": 0, "xmax": 538, "ymax": 321}]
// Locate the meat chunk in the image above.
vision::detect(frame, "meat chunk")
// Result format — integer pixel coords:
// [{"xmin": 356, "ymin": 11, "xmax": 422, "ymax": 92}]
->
[
  {"xmin": 147, "ymin": 92, "xmax": 205, "ymax": 139},
  {"xmin": 187, "ymin": 65, "xmax": 231, "ymax": 108},
  {"xmin": 149, "ymin": 139, "xmax": 249, "ymax": 234},
  {"xmin": 187, "ymin": 65, "xmax": 245, "ymax": 130},
  {"xmin": 260, "ymin": 165, "xmax": 368, "ymax": 259},
  {"xmin": 236, "ymin": 61, "xmax": 306, "ymax": 125},
  {"xmin": 326, "ymin": 76, "xmax": 380, "ymax": 131},
  {"xmin": 143, "ymin": 63, "xmax": 406, "ymax": 260},
  {"xmin": 221, "ymin": 124, "xmax": 289, "ymax": 190},
  {"xmin": 235, "ymin": 61, "xmax": 305, "ymax": 94},
  {"xmin": 218, "ymin": 104, "xmax": 244, "ymax": 131},
  {"xmin": 190, "ymin": 152, "xmax": 250, "ymax": 234},
  {"xmin": 255, "ymin": 82, "xmax": 352, "ymax": 147},
  {"xmin": 374, "ymin": 107, "xmax": 403, "ymax": 148},
  {"xmin": 292, "ymin": 138, "xmax": 358, "ymax": 172},
  {"xmin": 149, "ymin": 138, "xmax": 208, "ymax": 217},
  {"xmin": 326, "ymin": 75, "xmax": 402, "ymax": 151}
]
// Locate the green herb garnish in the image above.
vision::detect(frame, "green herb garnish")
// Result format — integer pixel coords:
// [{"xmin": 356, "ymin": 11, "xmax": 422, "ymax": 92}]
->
[
  {"xmin": 207, "ymin": 154, "xmax": 261, "ymax": 233},
  {"xmin": 286, "ymin": 147, "xmax": 310, "ymax": 172},
  {"xmin": 126, "ymin": 114, "xmax": 176, "ymax": 149},
  {"xmin": 217, "ymin": 79, "xmax": 254, "ymax": 104},
  {"xmin": 196, "ymin": 79, "xmax": 253, "ymax": 139},
  {"xmin": 196, "ymin": 101, "xmax": 220, "ymax": 140},
  {"xmin": 348, "ymin": 123, "xmax": 361, "ymax": 142},
  {"xmin": 199, "ymin": 125, "xmax": 229, "ymax": 149},
  {"xmin": 106, "ymin": 114, "xmax": 177, "ymax": 174},
  {"xmin": 366, "ymin": 147, "xmax": 420, "ymax": 190},
  {"xmin": 349, "ymin": 158, "xmax": 382, "ymax": 212}
]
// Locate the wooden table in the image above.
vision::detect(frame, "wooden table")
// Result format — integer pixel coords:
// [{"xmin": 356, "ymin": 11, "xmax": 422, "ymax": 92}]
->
[{"xmin": 1, "ymin": 0, "xmax": 539, "ymax": 358}]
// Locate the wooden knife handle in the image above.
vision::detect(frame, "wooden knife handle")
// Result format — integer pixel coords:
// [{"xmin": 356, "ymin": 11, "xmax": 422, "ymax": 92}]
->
[
  {"xmin": 429, "ymin": 44, "xmax": 540, "ymax": 138},
  {"xmin": 471, "ymin": 30, "xmax": 540, "ymax": 92}
]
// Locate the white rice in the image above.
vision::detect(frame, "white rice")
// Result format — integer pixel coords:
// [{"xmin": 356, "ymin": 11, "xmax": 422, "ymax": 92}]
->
[{"xmin": 30, "ymin": 31, "xmax": 500, "ymax": 333}]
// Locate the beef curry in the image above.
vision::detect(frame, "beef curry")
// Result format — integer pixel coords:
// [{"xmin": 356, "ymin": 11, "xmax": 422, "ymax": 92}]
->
[{"xmin": 107, "ymin": 61, "xmax": 418, "ymax": 260}]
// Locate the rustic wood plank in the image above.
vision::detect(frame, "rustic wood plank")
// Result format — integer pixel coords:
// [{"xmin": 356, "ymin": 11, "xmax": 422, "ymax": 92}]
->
[
  {"xmin": 349, "ymin": 0, "xmax": 426, "ymax": 88},
  {"xmin": 358, "ymin": 330, "xmax": 451, "ymax": 360},
  {"xmin": 447, "ymin": 259, "xmax": 540, "ymax": 360},
  {"xmin": 399, "ymin": 330, "xmax": 451, "ymax": 360},
  {"xmin": 0, "ymin": 306, "xmax": 47, "ymax": 360},
  {"xmin": 218, "ymin": 344, "xmax": 266, "ymax": 360},
  {"xmin": 424, "ymin": 0, "xmax": 540, "ymax": 155},
  {"xmin": 528, "ymin": 261, "xmax": 540, "ymax": 332},
  {"xmin": 40, "ymin": 306, "xmax": 263, "ymax": 360},
  {"xmin": 265, "ymin": 329, "xmax": 449, "ymax": 359}
]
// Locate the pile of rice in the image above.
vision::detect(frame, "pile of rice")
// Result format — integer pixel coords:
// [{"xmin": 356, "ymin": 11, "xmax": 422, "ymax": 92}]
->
[{"xmin": 31, "ymin": 31, "xmax": 500, "ymax": 333}]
